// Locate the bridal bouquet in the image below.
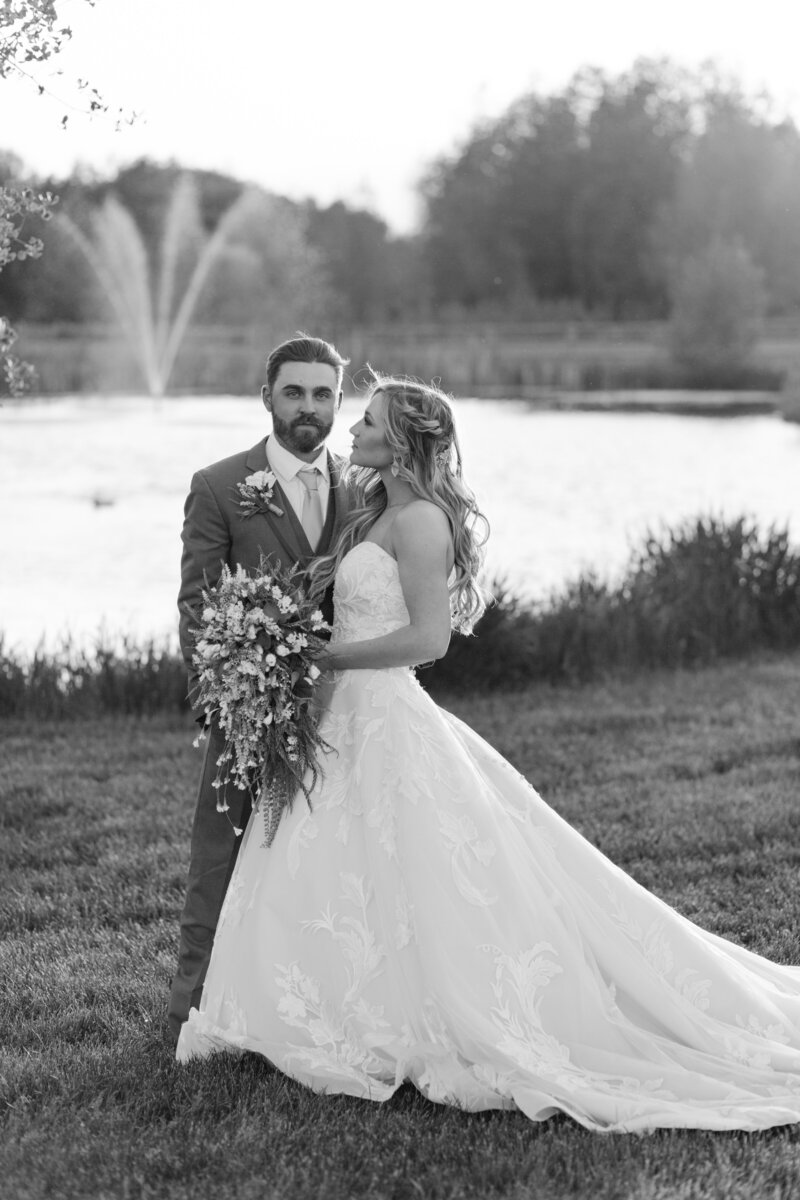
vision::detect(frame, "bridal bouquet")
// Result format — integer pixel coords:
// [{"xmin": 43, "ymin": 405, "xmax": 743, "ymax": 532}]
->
[{"xmin": 191, "ymin": 557, "xmax": 330, "ymax": 847}]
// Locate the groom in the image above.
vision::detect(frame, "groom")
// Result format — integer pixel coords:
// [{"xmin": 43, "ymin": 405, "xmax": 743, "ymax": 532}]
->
[{"xmin": 168, "ymin": 333, "xmax": 352, "ymax": 1042}]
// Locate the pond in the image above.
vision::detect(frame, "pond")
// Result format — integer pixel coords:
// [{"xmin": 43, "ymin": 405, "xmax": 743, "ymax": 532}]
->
[{"xmin": 3, "ymin": 394, "xmax": 799, "ymax": 653}]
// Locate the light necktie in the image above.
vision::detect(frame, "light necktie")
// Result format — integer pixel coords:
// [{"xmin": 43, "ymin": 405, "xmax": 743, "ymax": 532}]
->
[{"xmin": 298, "ymin": 467, "xmax": 325, "ymax": 551}]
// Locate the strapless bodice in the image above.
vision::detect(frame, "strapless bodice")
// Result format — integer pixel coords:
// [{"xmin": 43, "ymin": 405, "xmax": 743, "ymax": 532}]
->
[{"xmin": 331, "ymin": 542, "xmax": 410, "ymax": 644}]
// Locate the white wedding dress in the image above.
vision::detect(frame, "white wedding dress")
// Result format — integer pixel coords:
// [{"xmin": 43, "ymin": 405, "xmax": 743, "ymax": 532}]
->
[{"xmin": 177, "ymin": 541, "xmax": 800, "ymax": 1131}]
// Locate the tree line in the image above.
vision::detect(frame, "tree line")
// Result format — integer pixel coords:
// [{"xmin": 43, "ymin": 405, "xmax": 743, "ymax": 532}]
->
[{"xmin": 2, "ymin": 58, "xmax": 800, "ymax": 338}]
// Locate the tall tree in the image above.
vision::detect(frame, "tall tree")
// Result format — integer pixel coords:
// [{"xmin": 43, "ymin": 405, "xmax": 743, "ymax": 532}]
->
[
  {"xmin": 566, "ymin": 62, "xmax": 692, "ymax": 316},
  {"xmin": 422, "ymin": 93, "xmax": 584, "ymax": 310},
  {"xmin": 421, "ymin": 119, "xmax": 530, "ymax": 310},
  {"xmin": 653, "ymin": 90, "xmax": 800, "ymax": 312},
  {"xmin": 305, "ymin": 200, "xmax": 425, "ymax": 325},
  {"xmin": 496, "ymin": 93, "xmax": 583, "ymax": 301},
  {"xmin": 306, "ymin": 201, "xmax": 389, "ymax": 324},
  {"xmin": 420, "ymin": 60, "xmax": 693, "ymax": 315}
]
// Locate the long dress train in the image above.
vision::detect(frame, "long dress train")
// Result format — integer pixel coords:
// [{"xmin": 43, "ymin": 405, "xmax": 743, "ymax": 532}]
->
[{"xmin": 176, "ymin": 541, "xmax": 800, "ymax": 1132}]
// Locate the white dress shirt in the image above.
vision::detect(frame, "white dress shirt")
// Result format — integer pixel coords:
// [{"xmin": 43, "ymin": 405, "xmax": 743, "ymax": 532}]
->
[{"xmin": 265, "ymin": 436, "xmax": 331, "ymax": 524}]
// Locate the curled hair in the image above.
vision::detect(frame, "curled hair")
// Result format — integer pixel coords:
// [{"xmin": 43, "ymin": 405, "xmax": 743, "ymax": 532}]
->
[{"xmin": 312, "ymin": 373, "xmax": 490, "ymax": 633}]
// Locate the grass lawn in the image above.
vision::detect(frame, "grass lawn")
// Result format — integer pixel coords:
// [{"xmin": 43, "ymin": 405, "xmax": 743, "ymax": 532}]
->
[{"xmin": 3, "ymin": 654, "xmax": 800, "ymax": 1199}]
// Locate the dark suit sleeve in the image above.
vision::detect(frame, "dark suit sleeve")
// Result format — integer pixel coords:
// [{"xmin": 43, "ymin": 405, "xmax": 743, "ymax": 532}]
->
[{"xmin": 178, "ymin": 470, "xmax": 232, "ymax": 709}]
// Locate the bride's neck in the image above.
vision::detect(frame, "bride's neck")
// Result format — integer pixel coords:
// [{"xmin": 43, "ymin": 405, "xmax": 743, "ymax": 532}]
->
[
  {"xmin": 384, "ymin": 487, "xmax": 415, "ymax": 510},
  {"xmin": 378, "ymin": 469, "xmax": 415, "ymax": 510}
]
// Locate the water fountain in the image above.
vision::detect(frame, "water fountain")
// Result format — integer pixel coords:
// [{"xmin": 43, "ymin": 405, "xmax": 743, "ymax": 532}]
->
[{"xmin": 58, "ymin": 176, "xmax": 259, "ymax": 396}]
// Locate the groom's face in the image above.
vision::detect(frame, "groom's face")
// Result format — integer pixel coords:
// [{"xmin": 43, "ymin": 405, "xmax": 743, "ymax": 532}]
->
[{"xmin": 262, "ymin": 362, "xmax": 342, "ymax": 460}]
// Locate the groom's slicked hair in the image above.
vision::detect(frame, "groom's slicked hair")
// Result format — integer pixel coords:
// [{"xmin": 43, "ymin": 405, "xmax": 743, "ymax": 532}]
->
[{"xmin": 265, "ymin": 334, "xmax": 349, "ymax": 394}]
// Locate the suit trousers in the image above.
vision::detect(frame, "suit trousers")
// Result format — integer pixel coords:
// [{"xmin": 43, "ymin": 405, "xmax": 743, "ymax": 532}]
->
[{"xmin": 168, "ymin": 723, "xmax": 252, "ymax": 1041}]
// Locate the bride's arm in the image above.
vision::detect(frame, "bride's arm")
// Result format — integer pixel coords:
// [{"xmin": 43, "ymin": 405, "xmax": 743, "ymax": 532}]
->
[{"xmin": 320, "ymin": 501, "xmax": 453, "ymax": 671}]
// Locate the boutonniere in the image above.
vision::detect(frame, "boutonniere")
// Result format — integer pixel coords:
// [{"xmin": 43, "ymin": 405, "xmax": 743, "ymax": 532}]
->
[{"xmin": 235, "ymin": 470, "xmax": 284, "ymax": 518}]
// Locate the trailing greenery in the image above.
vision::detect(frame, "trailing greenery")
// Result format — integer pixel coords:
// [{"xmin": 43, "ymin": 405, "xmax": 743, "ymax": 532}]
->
[
  {"xmin": 3, "ymin": 659, "xmax": 800, "ymax": 1197},
  {"xmin": 1, "ymin": 518, "xmax": 799, "ymax": 716}
]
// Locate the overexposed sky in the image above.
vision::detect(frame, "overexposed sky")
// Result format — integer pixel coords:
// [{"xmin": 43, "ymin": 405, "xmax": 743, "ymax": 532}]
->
[{"xmin": 4, "ymin": 0, "xmax": 800, "ymax": 233}]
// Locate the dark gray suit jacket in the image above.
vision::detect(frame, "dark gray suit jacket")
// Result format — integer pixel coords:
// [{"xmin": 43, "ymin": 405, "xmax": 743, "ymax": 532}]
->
[{"xmin": 178, "ymin": 436, "xmax": 351, "ymax": 711}]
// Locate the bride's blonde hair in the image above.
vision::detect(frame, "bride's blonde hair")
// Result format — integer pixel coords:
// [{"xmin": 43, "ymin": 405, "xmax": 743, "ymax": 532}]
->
[{"xmin": 310, "ymin": 373, "xmax": 490, "ymax": 633}]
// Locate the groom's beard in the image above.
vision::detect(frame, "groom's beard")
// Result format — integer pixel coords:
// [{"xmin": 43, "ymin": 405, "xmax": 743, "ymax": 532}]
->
[{"xmin": 272, "ymin": 413, "xmax": 333, "ymax": 456}]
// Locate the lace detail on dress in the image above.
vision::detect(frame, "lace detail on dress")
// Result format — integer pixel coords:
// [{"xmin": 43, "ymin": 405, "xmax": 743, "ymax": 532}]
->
[{"xmin": 331, "ymin": 542, "xmax": 409, "ymax": 644}]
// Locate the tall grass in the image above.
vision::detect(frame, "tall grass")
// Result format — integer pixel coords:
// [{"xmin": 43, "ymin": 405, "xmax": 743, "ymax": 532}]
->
[
  {"xmin": 427, "ymin": 517, "xmax": 800, "ymax": 691},
  {"xmin": 0, "ymin": 634, "xmax": 188, "ymax": 719},
  {"xmin": 2, "ymin": 518, "xmax": 799, "ymax": 715}
]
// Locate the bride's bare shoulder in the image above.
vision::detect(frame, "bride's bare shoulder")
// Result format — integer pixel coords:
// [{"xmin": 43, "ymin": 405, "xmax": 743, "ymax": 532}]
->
[
  {"xmin": 394, "ymin": 499, "xmax": 449, "ymax": 529},
  {"xmin": 392, "ymin": 500, "xmax": 452, "ymax": 556}
]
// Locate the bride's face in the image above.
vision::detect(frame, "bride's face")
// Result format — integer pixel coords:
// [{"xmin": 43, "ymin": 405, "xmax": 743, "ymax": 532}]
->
[{"xmin": 349, "ymin": 392, "xmax": 394, "ymax": 469}]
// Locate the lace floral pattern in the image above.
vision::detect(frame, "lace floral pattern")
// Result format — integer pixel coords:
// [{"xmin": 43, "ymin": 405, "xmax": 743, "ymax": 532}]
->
[
  {"xmin": 177, "ymin": 543, "xmax": 800, "ymax": 1133},
  {"xmin": 330, "ymin": 542, "xmax": 410, "ymax": 644}
]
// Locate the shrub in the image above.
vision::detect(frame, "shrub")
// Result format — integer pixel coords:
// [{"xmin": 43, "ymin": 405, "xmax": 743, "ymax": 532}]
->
[
  {"xmin": 424, "ymin": 517, "xmax": 800, "ymax": 693},
  {"xmin": 619, "ymin": 518, "xmax": 800, "ymax": 666},
  {"xmin": 0, "ymin": 635, "xmax": 188, "ymax": 719},
  {"xmin": 579, "ymin": 359, "xmax": 784, "ymax": 393},
  {"xmin": 668, "ymin": 239, "xmax": 766, "ymax": 376}
]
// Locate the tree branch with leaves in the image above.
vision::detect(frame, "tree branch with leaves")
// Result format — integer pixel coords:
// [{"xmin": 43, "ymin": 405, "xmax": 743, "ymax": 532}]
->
[
  {"xmin": 0, "ymin": 0, "xmax": 129, "ymax": 395},
  {"xmin": 0, "ymin": 0, "xmax": 73, "ymax": 77},
  {"xmin": 0, "ymin": 181, "xmax": 57, "ymax": 393}
]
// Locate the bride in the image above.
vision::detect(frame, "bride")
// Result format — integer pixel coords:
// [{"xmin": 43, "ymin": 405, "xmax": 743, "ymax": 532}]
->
[{"xmin": 177, "ymin": 375, "xmax": 800, "ymax": 1132}]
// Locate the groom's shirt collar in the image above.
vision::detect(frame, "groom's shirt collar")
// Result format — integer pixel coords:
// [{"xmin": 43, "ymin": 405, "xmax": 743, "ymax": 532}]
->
[
  {"xmin": 266, "ymin": 436, "xmax": 329, "ymax": 483},
  {"xmin": 265, "ymin": 436, "xmax": 331, "ymax": 525}
]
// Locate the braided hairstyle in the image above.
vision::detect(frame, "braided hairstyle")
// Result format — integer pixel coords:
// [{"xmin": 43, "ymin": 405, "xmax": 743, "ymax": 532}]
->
[{"xmin": 311, "ymin": 373, "xmax": 489, "ymax": 633}]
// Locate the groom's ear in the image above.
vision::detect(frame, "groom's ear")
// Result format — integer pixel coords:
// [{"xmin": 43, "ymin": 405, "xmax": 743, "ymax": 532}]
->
[
  {"xmin": 261, "ymin": 385, "xmax": 272, "ymax": 412},
  {"xmin": 336, "ymin": 389, "xmax": 343, "ymax": 411}
]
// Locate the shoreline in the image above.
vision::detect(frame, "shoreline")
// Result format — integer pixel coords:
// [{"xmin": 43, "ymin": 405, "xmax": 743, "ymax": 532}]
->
[
  {"xmin": 460, "ymin": 387, "xmax": 783, "ymax": 416},
  {"xmin": 4, "ymin": 387, "xmax": 788, "ymax": 418}
]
